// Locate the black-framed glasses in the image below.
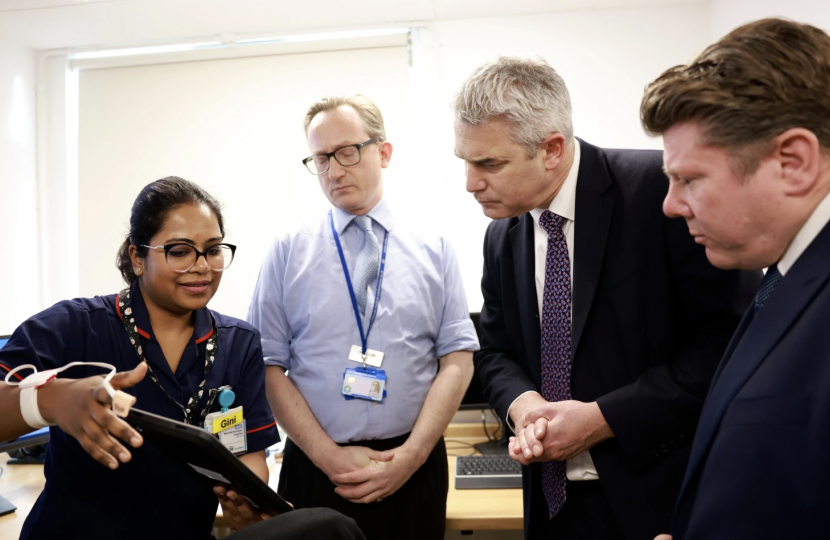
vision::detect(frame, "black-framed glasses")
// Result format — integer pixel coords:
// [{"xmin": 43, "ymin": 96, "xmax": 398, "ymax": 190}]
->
[
  {"xmin": 302, "ymin": 137, "xmax": 379, "ymax": 175},
  {"xmin": 140, "ymin": 243, "xmax": 237, "ymax": 272}
]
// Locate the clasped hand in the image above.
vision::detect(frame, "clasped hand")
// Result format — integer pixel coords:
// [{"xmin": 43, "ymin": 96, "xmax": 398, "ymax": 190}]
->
[
  {"xmin": 326, "ymin": 445, "xmax": 421, "ymax": 504},
  {"xmin": 508, "ymin": 399, "xmax": 613, "ymax": 466}
]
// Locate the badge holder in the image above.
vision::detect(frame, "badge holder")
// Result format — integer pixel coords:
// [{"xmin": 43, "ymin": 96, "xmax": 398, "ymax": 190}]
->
[
  {"xmin": 342, "ymin": 354, "xmax": 387, "ymax": 402},
  {"xmin": 203, "ymin": 388, "xmax": 247, "ymax": 454}
]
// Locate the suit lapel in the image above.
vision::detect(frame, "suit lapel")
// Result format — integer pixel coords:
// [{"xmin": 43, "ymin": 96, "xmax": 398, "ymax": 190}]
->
[
  {"xmin": 510, "ymin": 214, "xmax": 542, "ymax": 388},
  {"xmin": 681, "ymin": 222, "xmax": 830, "ymax": 492},
  {"xmin": 572, "ymin": 140, "xmax": 615, "ymax": 359}
]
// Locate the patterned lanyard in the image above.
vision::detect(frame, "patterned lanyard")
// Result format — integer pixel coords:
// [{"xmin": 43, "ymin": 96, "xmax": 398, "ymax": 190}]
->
[{"xmin": 117, "ymin": 288, "xmax": 220, "ymax": 427}]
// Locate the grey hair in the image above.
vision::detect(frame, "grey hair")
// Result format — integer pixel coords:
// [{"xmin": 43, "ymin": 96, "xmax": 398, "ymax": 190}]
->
[{"xmin": 453, "ymin": 56, "xmax": 574, "ymax": 157}]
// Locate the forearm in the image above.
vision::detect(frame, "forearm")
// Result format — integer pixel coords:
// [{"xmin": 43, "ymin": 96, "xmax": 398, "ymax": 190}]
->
[
  {"xmin": 403, "ymin": 351, "xmax": 474, "ymax": 463},
  {"xmin": 264, "ymin": 366, "xmax": 339, "ymax": 470},
  {"xmin": 239, "ymin": 450, "xmax": 268, "ymax": 484},
  {"xmin": 0, "ymin": 379, "xmax": 74, "ymax": 442},
  {"xmin": 0, "ymin": 385, "xmax": 33, "ymax": 442}
]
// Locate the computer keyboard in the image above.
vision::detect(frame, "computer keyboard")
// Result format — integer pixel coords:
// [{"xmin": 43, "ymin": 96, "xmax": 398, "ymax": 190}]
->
[{"xmin": 455, "ymin": 454, "xmax": 523, "ymax": 489}]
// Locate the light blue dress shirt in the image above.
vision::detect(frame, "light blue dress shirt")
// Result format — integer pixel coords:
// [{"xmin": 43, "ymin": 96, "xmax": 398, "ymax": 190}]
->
[{"xmin": 247, "ymin": 198, "xmax": 480, "ymax": 443}]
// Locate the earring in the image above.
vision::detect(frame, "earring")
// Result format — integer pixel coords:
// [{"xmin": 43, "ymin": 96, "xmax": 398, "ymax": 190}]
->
[{"xmin": 135, "ymin": 267, "xmax": 141, "ymax": 274}]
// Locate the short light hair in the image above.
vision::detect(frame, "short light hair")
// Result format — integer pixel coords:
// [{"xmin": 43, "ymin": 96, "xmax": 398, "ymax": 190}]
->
[
  {"xmin": 641, "ymin": 18, "xmax": 830, "ymax": 176},
  {"xmin": 453, "ymin": 56, "xmax": 574, "ymax": 158},
  {"xmin": 303, "ymin": 94, "xmax": 386, "ymax": 142}
]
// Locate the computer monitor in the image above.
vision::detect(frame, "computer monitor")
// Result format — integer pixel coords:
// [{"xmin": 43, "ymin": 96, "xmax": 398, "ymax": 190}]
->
[{"xmin": 459, "ymin": 313, "xmax": 509, "ymax": 454}]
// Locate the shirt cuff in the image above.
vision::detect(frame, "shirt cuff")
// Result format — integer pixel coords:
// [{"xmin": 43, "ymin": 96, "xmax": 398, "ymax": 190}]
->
[{"xmin": 505, "ymin": 390, "xmax": 542, "ymax": 433}]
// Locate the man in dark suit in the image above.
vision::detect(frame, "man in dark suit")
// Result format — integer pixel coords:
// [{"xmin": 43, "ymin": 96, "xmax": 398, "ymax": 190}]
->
[
  {"xmin": 452, "ymin": 57, "xmax": 761, "ymax": 540},
  {"xmin": 641, "ymin": 18, "xmax": 830, "ymax": 540}
]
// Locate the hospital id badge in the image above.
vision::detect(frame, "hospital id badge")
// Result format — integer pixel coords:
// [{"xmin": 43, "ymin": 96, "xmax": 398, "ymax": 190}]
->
[
  {"xmin": 218, "ymin": 422, "xmax": 247, "ymax": 454},
  {"xmin": 204, "ymin": 406, "xmax": 248, "ymax": 454},
  {"xmin": 348, "ymin": 345, "xmax": 384, "ymax": 368},
  {"xmin": 342, "ymin": 366, "xmax": 387, "ymax": 402}
]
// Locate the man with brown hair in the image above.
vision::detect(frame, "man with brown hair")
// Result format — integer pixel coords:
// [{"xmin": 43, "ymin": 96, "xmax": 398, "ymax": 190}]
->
[{"xmin": 642, "ymin": 18, "xmax": 830, "ymax": 539}]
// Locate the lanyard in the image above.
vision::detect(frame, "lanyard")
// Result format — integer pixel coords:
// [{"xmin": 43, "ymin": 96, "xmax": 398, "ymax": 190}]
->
[
  {"xmin": 329, "ymin": 210, "xmax": 389, "ymax": 355},
  {"xmin": 117, "ymin": 288, "xmax": 220, "ymax": 426}
]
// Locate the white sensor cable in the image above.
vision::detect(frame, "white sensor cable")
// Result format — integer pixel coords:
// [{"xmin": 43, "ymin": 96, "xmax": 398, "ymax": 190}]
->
[{"xmin": 5, "ymin": 362, "xmax": 137, "ymax": 428}]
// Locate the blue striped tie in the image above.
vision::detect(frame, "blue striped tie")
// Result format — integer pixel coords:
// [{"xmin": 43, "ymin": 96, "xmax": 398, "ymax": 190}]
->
[{"xmin": 352, "ymin": 215, "xmax": 380, "ymax": 316}]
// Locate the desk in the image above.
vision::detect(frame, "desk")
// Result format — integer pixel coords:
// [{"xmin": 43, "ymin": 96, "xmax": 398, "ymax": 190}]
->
[
  {"xmin": 0, "ymin": 453, "xmax": 46, "ymax": 540},
  {"xmin": 0, "ymin": 424, "xmax": 523, "ymax": 540},
  {"xmin": 214, "ymin": 424, "xmax": 523, "ymax": 534}
]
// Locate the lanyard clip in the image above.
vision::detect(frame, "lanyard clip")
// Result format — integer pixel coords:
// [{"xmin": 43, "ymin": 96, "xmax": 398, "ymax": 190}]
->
[{"xmin": 361, "ymin": 353, "xmax": 368, "ymax": 369}]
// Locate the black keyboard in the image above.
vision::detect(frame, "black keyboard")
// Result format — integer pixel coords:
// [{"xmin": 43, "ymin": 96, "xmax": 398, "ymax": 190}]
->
[{"xmin": 455, "ymin": 455, "xmax": 523, "ymax": 489}]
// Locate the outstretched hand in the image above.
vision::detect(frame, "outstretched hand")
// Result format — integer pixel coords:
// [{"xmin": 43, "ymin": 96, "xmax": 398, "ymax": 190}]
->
[{"xmin": 38, "ymin": 362, "xmax": 148, "ymax": 469}]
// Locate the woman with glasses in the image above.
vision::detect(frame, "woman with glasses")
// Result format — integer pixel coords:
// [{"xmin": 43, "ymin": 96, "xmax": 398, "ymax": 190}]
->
[{"xmin": 0, "ymin": 177, "xmax": 364, "ymax": 540}]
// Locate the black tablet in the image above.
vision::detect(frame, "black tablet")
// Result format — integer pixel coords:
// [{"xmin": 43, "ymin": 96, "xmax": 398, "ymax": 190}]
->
[{"xmin": 126, "ymin": 408, "xmax": 293, "ymax": 515}]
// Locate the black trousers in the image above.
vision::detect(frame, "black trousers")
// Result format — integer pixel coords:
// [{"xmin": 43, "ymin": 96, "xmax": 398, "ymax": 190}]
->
[
  {"xmin": 278, "ymin": 434, "xmax": 448, "ymax": 540},
  {"xmin": 525, "ymin": 476, "xmax": 626, "ymax": 540},
  {"xmin": 225, "ymin": 508, "xmax": 366, "ymax": 540}
]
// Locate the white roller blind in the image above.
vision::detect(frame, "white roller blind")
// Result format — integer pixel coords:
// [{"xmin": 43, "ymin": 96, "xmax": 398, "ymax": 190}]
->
[{"xmin": 78, "ymin": 46, "xmax": 410, "ymax": 319}]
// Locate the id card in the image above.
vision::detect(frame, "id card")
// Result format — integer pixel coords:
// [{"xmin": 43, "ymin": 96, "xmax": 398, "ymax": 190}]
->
[
  {"xmin": 204, "ymin": 406, "xmax": 243, "ymax": 435},
  {"xmin": 204, "ymin": 406, "xmax": 248, "ymax": 454},
  {"xmin": 348, "ymin": 345, "xmax": 384, "ymax": 368},
  {"xmin": 342, "ymin": 366, "xmax": 387, "ymax": 402},
  {"xmin": 218, "ymin": 421, "xmax": 248, "ymax": 454}
]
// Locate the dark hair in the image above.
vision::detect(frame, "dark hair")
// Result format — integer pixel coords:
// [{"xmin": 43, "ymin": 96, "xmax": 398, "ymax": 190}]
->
[
  {"xmin": 641, "ymin": 18, "xmax": 830, "ymax": 175},
  {"xmin": 116, "ymin": 176, "xmax": 225, "ymax": 284}
]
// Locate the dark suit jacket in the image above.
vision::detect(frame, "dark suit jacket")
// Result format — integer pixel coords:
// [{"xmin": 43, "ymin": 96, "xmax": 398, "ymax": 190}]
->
[
  {"xmin": 672, "ymin": 221, "xmax": 830, "ymax": 539},
  {"xmin": 475, "ymin": 139, "xmax": 761, "ymax": 540}
]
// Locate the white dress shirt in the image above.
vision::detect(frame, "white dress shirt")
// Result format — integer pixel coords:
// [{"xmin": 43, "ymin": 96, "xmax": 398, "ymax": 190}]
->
[
  {"xmin": 506, "ymin": 141, "xmax": 599, "ymax": 481},
  {"xmin": 777, "ymin": 189, "xmax": 830, "ymax": 276}
]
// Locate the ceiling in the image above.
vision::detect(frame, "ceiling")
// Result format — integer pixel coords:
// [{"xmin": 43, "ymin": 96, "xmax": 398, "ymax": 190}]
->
[{"xmin": 0, "ymin": 0, "xmax": 708, "ymax": 51}]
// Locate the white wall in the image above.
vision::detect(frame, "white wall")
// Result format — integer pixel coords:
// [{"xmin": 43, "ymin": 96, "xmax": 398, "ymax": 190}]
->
[
  {"xmin": 0, "ymin": 39, "xmax": 38, "ymax": 334},
  {"xmin": 710, "ymin": 0, "xmax": 830, "ymax": 39},
  {"xmin": 399, "ymin": 3, "xmax": 711, "ymax": 312},
  {"xmin": 70, "ymin": 3, "xmax": 712, "ymax": 320},
  {"xmin": 77, "ymin": 46, "xmax": 411, "ymax": 319}
]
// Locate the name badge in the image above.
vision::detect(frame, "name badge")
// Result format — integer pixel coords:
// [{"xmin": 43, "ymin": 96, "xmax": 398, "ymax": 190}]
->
[
  {"xmin": 342, "ymin": 367, "xmax": 387, "ymax": 402},
  {"xmin": 205, "ymin": 406, "xmax": 243, "ymax": 435},
  {"xmin": 218, "ymin": 421, "xmax": 248, "ymax": 454},
  {"xmin": 204, "ymin": 406, "xmax": 248, "ymax": 454},
  {"xmin": 348, "ymin": 345, "xmax": 384, "ymax": 368}
]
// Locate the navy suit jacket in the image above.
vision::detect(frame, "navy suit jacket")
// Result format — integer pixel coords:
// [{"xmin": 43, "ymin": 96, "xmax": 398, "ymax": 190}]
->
[
  {"xmin": 672, "ymin": 220, "xmax": 830, "ymax": 539},
  {"xmin": 475, "ymin": 139, "xmax": 761, "ymax": 540}
]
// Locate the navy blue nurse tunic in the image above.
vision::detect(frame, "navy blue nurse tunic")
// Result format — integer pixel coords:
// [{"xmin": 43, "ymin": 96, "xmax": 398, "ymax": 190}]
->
[{"xmin": 0, "ymin": 281, "xmax": 279, "ymax": 540}]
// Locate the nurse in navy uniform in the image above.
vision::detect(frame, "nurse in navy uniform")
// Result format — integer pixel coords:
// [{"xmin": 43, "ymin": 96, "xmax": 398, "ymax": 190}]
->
[{"xmin": 0, "ymin": 177, "xmax": 364, "ymax": 540}]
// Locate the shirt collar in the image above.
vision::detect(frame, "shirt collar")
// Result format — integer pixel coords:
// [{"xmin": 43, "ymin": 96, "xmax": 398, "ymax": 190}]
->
[
  {"xmin": 125, "ymin": 280, "xmax": 214, "ymax": 344},
  {"xmin": 530, "ymin": 139, "xmax": 581, "ymax": 225},
  {"xmin": 331, "ymin": 196, "xmax": 394, "ymax": 234},
  {"xmin": 777, "ymin": 188, "xmax": 830, "ymax": 276}
]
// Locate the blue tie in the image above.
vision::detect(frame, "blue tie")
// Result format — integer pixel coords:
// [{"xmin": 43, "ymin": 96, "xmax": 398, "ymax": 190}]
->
[
  {"xmin": 754, "ymin": 264, "xmax": 782, "ymax": 314},
  {"xmin": 538, "ymin": 210, "xmax": 572, "ymax": 519},
  {"xmin": 352, "ymin": 215, "xmax": 380, "ymax": 316}
]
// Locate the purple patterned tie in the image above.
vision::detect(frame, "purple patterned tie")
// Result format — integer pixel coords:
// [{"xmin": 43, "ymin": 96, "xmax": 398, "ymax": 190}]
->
[{"xmin": 539, "ymin": 210, "xmax": 572, "ymax": 519}]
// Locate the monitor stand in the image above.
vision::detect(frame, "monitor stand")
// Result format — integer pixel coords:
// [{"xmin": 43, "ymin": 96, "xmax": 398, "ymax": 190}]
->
[
  {"xmin": 0, "ymin": 494, "xmax": 16, "ymax": 517},
  {"xmin": 473, "ymin": 438, "xmax": 510, "ymax": 455},
  {"xmin": 473, "ymin": 412, "xmax": 509, "ymax": 455}
]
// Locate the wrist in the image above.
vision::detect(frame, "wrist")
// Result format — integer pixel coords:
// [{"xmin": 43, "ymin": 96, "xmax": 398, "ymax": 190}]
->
[
  {"xmin": 307, "ymin": 439, "xmax": 344, "ymax": 474},
  {"xmin": 400, "ymin": 439, "xmax": 431, "ymax": 467},
  {"xmin": 36, "ymin": 379, "xmax": 71, "ymax": 425},
  {"xmin": 510, "ymin": 392, "xmax": 546, "ymax": 428}
]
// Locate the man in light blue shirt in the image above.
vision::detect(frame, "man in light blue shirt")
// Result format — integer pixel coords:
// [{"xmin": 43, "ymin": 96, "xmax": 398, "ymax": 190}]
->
[{"xmin": 248, "ymin": 94, "xmax": 479, "ymax": 540}]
